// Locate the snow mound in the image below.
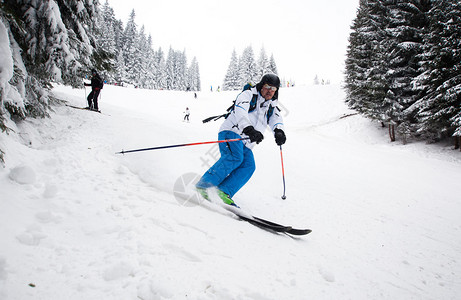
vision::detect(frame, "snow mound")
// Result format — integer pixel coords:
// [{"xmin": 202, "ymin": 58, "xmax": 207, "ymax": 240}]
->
[{"xmin": 8, "ymin": 165, "xmax": 36, "ymax": 185}]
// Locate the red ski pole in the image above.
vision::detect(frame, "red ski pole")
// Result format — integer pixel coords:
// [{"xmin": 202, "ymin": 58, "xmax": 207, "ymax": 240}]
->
[
  {"xmin": 280, "ymin": 145, "xmax": 287, "ymax": 200},
  {"xmin": 116, "ymin": 137, "xmax": 249, "ymax": 155}
]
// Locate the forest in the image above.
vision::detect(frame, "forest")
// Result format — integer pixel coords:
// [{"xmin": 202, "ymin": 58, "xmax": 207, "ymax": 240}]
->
[{"xmin": 345, "ymin": 0, "xmax": 461, "ymax": 145}]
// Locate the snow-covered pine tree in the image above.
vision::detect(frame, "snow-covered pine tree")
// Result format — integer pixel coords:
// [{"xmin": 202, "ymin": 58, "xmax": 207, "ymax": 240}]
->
[
  {"xmin": 0, "ymin": 17, "xmax": 14, "ymax": 132},
  {"xmin": 413, "ymin": 0, "xmax": 461, "ymax": 142},
  {"xmin": 176, "ymin": 50, "xmax": 188, "ymax": 91},
  {"xmin": 99, "ymin": 1, "xmax": 118, "ymax": 81},
  {"xmin": 223, "ymin": 46, "xmax": 279, "ymax": 90},
  {"xmin": 222, "ymin": 49, "xmax": 240, "ymax": 91},
  {"xmin": 238, "ymin": 46, "xmax": 258, "ymax": 86},
  {"xmin": 114, "ymin": 50, "xmax": 126, "ymax": 85},
  {"xmin": 109, "ymin": 17, "xmax": 125, "ymax": 84},
  {"xmin": 100, "ymin": 1, "xmax": 117, "ymax": 54},
  {"xmin": 144, "ymin": 34, "xmax": 156, "ymax": 89},
  {"xmin": 165, "ymin": 47, "xmax": 177, "ymax": 90},
  {"xmin": 153, "ymin": 47, "xmax": 166, "ymax": 89},
  {"xmin": 345, "ymin": 0, "xmax": 389, "ymax": 122},
  {"xmin": 137, "ymin": 26, "xmax": 150, "ymax": 88},
  {"xmin": 267, "ymin": 54, "xmax": 278, "ymax": 75},
  {"xmin": 105, "ymin": 4, "xmax": 199, "ymax": 90},
  {"xmin": 163, "ymin": 49, "xmax": 192, "ymax": 91},
  {"xmin": 380, "ymin": 0, "xmax": 430, "ymax": 139},
  {"xmin": 1, "ymin": 0, "xmax": 103, "ymax": 121},
  {"xmin": 187, "ymin": 57, "xmax": 201, "ymax": 91},
  {"xmin": 256, "ymin": 46, "xmax": 270, "ymax": 79},
  {"xmin": 193, "ymin": 58, "xmax": 201, "ymax": 91},
  {"xmin": 122, "ymin": 9, "xmax": 141, "ymax": 86},
  {"xmin": 346, "ymin": 0, "xmax": 461, "ymax": 145}
]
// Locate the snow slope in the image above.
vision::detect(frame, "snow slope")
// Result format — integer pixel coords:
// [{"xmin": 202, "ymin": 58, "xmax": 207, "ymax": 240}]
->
[{"xmin": 1, "ymin": 84, "xmax": 460, "ymax": 300}]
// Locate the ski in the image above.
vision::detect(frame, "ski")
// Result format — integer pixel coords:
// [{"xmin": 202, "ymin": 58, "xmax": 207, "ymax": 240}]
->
[
  {"xmin": 222, "ymin": 205, "xmax": 311, "ymax": 236},
  {"xmin": 65, "ymin": 104, "xmax": 102, "ymax": 114},
  {"xmin": 193, "ymin": 189, "xmax": 312, "ymax": 235},
  {"xmin": 252, "ymin": 216, "xmax": 312, "ymax": 236},
  {"xmin": 236, "ymin": 213, "xmax": 292, "ymax": 233}
]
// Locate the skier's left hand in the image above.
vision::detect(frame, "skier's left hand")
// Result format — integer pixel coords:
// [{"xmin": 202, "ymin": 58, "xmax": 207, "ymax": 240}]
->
[{"xmin": 274, "ymin": 129, "xmax": 286, "ymax": 145}]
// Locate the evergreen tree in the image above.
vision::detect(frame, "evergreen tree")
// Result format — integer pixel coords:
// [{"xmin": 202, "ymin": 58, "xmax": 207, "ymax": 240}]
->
[
  {"xmin": 144, "ymin": 35, "xmax": 156, "ymax": 89},
  {"xmin": 223, "ymin": 49, "xmax": 240, "ymax": 91},
  {"xmin": 256, "ymin": 46, "xmax": 270, "ymax": 78},
  {"xmin": 345, "ymin": 0, "xmax": 389, "ymax": 121},
  {"xmin": 137, "ymin": 26, "xmax": 149, "ymax": 88},
  {"xmin": 111, "ymin": 18, "xmax": 124, "ymax": 83},
  {"xmin": 165, "ymin": 47, "xmax": 176, "ymax": 90},
  {"xmin": 1, "ymin": 0, "xmax": 103, "ymax": 122},
  {"xmin": 187, "ymin": 57, "xmax": 201, "ymax": 91},
  {"xmin": 413, "ymin": 0, "xmax": 461, "ymax": 141},
  {"xmin": 238, "ymin": 46, "xmax": 258, "ymax": 86},
  {"xmin": 267, "ymin": 54, "xmax": 278, "ymax": 75},
  {"xmin": 113, "ymin": 19, "xmax": 124, "ymax": 56},
  {"xmin": 223, "ymin": 46, "xmax": 279, "ymax": 90},
  {"xmin": 122, "ymin": 9, "xmax": 140, "ymax": 85},
  {"xmin": 176, "ymin": 50, "xmax": 188, "ymax": 91},
  {"xmin": 153, "ymin": 47, "xmax": 166, "ymax": 89},
  {"xmin": 380, "ymin": 0, "xmax": 430, "ymax": 136},
  {"xmin": 345, "ymin": 0, "xmax": 461, "ymax": 144},
  {"xmin": 98, "ymin": 0, "xmax": 117, "ymax": 79},
  {"xmin": 100, "ymin": 1, "xmax": 117, "ymax": 55},
  {"xmin": 114, "ymin": 50, "xmax": 126, "ymax": 84}
]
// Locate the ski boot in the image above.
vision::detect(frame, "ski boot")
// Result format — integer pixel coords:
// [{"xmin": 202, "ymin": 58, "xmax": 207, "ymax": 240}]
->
[
  {"xmin": 196, "ymin": 187, "xmax": 210, "ymax": 201},
  {"xmin": 217, "ymin": 190, "xmax": 238, "ymax": 207}
]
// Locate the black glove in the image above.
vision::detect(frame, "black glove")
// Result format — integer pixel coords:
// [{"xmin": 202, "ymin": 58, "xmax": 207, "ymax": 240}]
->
[
  {"xmin": 243, "ymin": 126, "xmax": 264, "ymax": 144},
  {"xmin": 274, "ymin": 129, "xmax": 286, "ymax": 145}
]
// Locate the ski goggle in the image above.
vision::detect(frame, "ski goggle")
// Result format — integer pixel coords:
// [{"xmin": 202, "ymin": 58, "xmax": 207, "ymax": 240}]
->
[{"xmin": 263, "ymin": 84, "xmax": 277, "ymax": 91}]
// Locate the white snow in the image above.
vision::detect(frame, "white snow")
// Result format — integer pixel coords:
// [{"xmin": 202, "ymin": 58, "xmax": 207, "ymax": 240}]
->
[{"xmin": 0, "ymin": 83, "xmax": 460, "ymax": 299}]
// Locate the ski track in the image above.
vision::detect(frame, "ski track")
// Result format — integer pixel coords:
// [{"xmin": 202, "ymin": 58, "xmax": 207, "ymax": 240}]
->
[{"xmin": 0, "ymin": 84, "xmax": 460, "ymax": 299}]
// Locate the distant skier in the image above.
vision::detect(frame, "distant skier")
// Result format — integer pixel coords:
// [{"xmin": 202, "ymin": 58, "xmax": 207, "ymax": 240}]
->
[
  {"xmin": 84, "ymin": 69, "xmax": 103, "ymax": 111},
  {"xmin": 195, "ymin": 74, "xmax": 286, "ymax": 206},
  {"xmin": 184, "ymin": 107, "xmax": 190, "ymax": 122}
]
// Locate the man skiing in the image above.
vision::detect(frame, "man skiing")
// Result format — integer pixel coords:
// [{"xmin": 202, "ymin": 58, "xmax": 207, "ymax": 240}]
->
[
  {"xmin": 84, "ymin": 69, "xmax": 103, "ymax": 111},
  {"xmin": 184, "ymin": 107, "xmax": 190, "ymax": 122},
  {"xmin": 196, "ymin": 74, "xmax": 286, "ymax": 206}
]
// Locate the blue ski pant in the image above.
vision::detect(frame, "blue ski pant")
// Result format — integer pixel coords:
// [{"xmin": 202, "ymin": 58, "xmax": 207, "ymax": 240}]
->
[{"xmin": 196, "ymin": 131, "xmax": 255, "ymax": 198}]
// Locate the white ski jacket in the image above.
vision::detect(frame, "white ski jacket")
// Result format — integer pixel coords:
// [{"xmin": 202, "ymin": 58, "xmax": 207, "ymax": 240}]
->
[{"xmin": 219, "ymin": 87, "xmax": 285, "ymax": 149}]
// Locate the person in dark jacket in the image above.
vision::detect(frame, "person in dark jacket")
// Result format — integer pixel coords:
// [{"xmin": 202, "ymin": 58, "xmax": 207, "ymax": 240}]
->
[{"xmin": 84, "ymin": 69, "xmax": 103, "ymax": 111}]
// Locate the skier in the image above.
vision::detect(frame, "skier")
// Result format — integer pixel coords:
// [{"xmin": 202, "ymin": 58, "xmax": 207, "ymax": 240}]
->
[
  {"xmin": 196, "ymin": 74, "xmax": 286, "ymax": 206},
  {"xmin": 84, "ymin": 69, "xmax": 103, "ymax": 111},
  {"xmin": 184, "ymin": 107, "xmax": 190, "ymax": 122}
]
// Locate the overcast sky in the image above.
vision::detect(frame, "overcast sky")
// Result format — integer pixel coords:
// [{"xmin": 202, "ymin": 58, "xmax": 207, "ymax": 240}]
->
[{"xmin": 107, "ymin": 0, "xmax": 359, "ymax": 89}]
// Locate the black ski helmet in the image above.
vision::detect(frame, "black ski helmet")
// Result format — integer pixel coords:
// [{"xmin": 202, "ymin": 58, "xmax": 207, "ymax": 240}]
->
[{"xmin": 256, "ymin": 74, "xmax": 280, "ymax": 100}]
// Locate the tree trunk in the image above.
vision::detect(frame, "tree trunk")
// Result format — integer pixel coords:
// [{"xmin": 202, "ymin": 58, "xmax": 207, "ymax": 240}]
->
[
  {"xmin": 456, "ymin": 136, "xmax": 460, "ymax": 151},
  {"xmin": 389, "ymin": 124, "xmax": 396, "ymax": 142}
]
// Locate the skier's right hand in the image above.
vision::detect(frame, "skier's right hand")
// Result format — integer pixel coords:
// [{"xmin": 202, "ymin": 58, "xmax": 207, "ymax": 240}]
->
[{"xmin": 243, "ymin": 126, "xmax": 264, "ymax": 144}]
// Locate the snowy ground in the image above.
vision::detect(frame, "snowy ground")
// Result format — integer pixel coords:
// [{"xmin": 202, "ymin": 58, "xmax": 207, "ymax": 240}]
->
[{"xmin": 1, "ymin": 84, "xmax": 460, "ymax": 300}]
